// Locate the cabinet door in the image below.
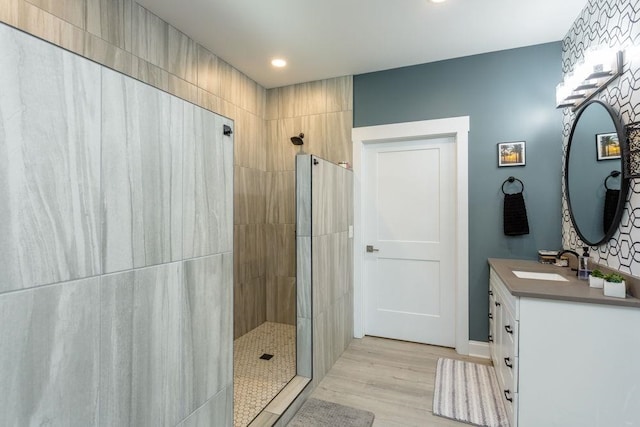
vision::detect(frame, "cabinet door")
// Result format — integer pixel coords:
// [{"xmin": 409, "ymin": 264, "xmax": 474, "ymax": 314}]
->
[
  {"xmin": 493, "ymin": 292, "xmax": 506, "ymax": 387},
  {"xmin": 489, "ymin": 285, "xmax": 497, "ymax": 361}
]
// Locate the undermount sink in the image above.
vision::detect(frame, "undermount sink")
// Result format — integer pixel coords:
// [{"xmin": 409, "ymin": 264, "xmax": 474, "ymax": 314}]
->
[{"xmin": 512, "ymin": 271, "xmax": 569, "ymax": 282}]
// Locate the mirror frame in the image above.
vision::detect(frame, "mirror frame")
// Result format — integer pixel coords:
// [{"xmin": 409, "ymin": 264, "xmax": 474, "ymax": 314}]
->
[{"xmin": 564, "ymin": 99, "xmax": 628, "ymax": 246}]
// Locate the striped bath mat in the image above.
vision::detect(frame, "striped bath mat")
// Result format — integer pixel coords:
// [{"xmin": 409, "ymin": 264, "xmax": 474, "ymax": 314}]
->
[{"xmin": 433, "ymin": 358, "xmax": 509, "ymax": 427}]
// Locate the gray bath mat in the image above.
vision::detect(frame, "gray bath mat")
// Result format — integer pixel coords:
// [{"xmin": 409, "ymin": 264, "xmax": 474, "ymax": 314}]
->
[
  {"xmin": 433, "ymin": 358, "xmax": 509, "ymax": 427},
  {"xmin": 287, "ymin": 398, "xmax": 375, "ymax": 427}
]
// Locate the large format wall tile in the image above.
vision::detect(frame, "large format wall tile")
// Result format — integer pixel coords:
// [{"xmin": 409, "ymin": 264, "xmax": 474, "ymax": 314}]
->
[
  {"xmin": 311, "ymin": 159, "xmax": 337, "ymax": 236},
  {"xmin": 296, "ymin": 317, "xmax": 312, "ymax": 377},
  {"xmin": 234, "ymin": 224, "xmax": 266, "ymax": 283},
  {"xmin": 297, "ymin": 236, "xmax": 312, "ymax": 319},
  {"xmin": 0, "ymin": 13, "xmax": 240, "ymax": 427},
  {"xmin": 131, "ymin": 4, "xmax": 168, "ymax": 71},
  {"xmin": 234, "ymin": 275, "xmax": 266, "ymax": 339},
  {"xmin": 234, "ymin": 109, "xmax": 266, "ymax": 170},
  {"xmin": 101, "ymin": 68, "xmax": 183, "ymax": 273},
  {"xmin": 179, "ymin": 386, "xmax": 233, "ymax": 427},
  {"xmin": 0, "ymin": 277, "xmax": 100, "ymax": 426},
  {"xmin": 326, "ymin": 110, "xmax": 353, "ymax": 165},
  {"xmin": 84, "ymin": 31, "xmax": 134, "ymax": 76},
  {"xmin": 279, "ymin": 80, "xmax": 327, "ymax": 118},
  {"xmin": 183, "ymin": 106, "xmax": 233, "ymax": 259},
  {"xmin": 266, "ymin": 224, "xmax": 296, "ymax": 277},
  {"xmin": 183, "ymin": 254, "xmax": 233, "ymax": 408},
  {"xmin": 0, "ymin": 23, "xmax": 101, "ymax": 292},
  {"xmin": 312, "ymin": 234, "xmax": 335, "ymax": 315},
  {"xmin": 0, "ymin": 0, "xmax": 19, "ymax": 26},
  {"xmin": 326, "ymin": 76, "xmax": 353, "ymax": 113},
  {"xmin": 100, "ymin": 263, "xmax": 186, "ymax": 427},
  {"xmin": 86, "ymin": 0, "xmax": 132, "ymax": 51},
  {"xmin": 235, "ymin": 166, "xmax": 266, "ymax": 225},
  {"xmin": 266, "ymin": 171, "xmax": 295, "ymax": 224},
  {"xmin": 296, "ymin": 155, "xmax": 312, "ymax": 237},
  {"xmin": 167, "ymin": 25, "xmax": 197, "ymax": 84},
  {"xmin": 18, "ymin": 1, "xmax": 86, "ymax": 54},
  {"xmin": 26, "ymin": 0, "xmax": 86, "ymax": 29},
  {"xmin": 197, "ymin": 45, "xmax": 220, "ymax": 96},
  {"xmin": 218, "ymin": 60, "xmax": 241, "ymax": 108},
  {"xmin": 266, "ymin": 276, "xmax": 296, "ymax": 325},
  {"xmin": 297, "ymin": 155, "xmax": 354, "ymax": 395}
]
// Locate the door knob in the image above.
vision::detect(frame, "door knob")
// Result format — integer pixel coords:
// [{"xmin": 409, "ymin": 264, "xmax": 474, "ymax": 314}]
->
[{"xmin": 366, "ymin": 245, "xmax": 379, "ymax": 253}]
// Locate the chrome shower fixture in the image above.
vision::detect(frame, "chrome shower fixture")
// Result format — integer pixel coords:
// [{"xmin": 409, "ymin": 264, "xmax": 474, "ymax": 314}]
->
[{"xmin": 290, "ymin": 133, "xmax": 304, "ymax": 145}]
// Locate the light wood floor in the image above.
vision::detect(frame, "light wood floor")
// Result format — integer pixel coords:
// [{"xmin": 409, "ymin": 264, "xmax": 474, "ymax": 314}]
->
[{"xmin": 310, "ymin": 336, "xmax": 491, "ymax": 426}]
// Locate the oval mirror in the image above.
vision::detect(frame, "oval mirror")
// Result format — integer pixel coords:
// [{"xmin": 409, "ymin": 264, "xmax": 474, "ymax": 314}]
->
[{"xmin": 565, "ymin": 100, "xmax": 628, "ymax": 246}]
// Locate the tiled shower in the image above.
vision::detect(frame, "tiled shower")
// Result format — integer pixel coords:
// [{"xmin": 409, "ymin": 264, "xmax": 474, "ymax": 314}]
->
[
  {"xmin": 0, "ymin": 0, "xmax": 354, "ymax": 425},
  {"xmin": 0, "ymin": 23, "xmax": 233, "ymax": 425}
]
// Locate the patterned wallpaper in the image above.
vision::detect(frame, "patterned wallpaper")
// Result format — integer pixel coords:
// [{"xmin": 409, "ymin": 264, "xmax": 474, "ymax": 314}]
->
[{"xmin": 562, "ymin": 0, "xmax": 640, "ymax": 275}]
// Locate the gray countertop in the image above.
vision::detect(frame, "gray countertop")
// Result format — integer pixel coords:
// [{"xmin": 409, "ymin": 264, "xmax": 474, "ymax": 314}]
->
[{"xmin": 488, "ymin": 258, "xmax": 640, "ymax": 309}]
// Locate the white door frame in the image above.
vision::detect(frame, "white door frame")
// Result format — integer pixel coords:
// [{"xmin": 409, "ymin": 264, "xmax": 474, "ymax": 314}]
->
[{"xmin": 352, "ymin": 117, "xmax": 470, "ymax": 355}]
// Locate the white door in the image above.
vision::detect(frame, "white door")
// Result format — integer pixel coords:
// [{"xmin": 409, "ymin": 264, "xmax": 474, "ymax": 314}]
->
[{"xmin": 363, "ymin": 137, "xmax": 456, "ymax": 347}]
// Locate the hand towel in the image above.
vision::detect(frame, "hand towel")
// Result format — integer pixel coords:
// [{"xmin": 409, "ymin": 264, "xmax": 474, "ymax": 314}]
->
[
  {"xmin": 503, "ymin": 192, "xmax": 530, "ymax": 236},
  {"xmin": 603, "ymin": 188, "xmax": 620, "ymax": 233}
]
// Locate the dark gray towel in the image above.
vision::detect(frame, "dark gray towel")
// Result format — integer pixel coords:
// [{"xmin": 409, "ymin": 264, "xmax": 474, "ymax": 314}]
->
[
  {"xmin": 603, "ymin": 188, "xmax": 619, "ymax": 233},
  {"xmin": 504, "ymin": 192, "xmax": 530, "ymax": 236}
]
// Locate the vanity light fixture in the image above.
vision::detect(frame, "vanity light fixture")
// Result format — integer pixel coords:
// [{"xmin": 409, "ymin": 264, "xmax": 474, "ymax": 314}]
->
[
  {"xmin": 271, "ymin": 58, "xmax": 287, "ymax": 68},
  {"xmin": 556, "ymin": 47, "xmax": 623, "ymax": 111}
]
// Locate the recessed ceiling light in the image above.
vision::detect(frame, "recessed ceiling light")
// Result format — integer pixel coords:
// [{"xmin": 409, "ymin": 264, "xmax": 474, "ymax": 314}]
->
[
  {"xmin": 271, "ymin": 58, "xmax": 287, "ymax": 68},
  {"xmin": 430, "ymin": 0, "xmax": 447, "ymax": 3}
]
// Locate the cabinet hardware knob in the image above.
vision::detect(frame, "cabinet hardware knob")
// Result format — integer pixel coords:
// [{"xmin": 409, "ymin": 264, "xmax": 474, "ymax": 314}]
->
[
  {"xmin": 505, "ymin": 325, "xmax": 513, "ymax": 334},
  {"xmin": 495, "ymin": 301, "xmax": 501, "ymax": 307},
  {"xmin": 504, "ymin": 357, "xmax": 513, "ymax": 368},
  {"xmin": 504, "ymin": 389, "xmax": 513, "ymax": 402}
]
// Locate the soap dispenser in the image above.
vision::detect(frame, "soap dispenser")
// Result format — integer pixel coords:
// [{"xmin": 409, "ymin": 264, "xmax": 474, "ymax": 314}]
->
[{"xmin": 578, "ymin": 246, "xmax": 590, "ymax": 280}]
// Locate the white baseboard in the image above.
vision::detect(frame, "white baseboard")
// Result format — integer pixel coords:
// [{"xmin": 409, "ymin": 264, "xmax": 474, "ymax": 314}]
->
[{"xmin": 468, "ymin": 340, "xmax": 490, "ymax": 359}]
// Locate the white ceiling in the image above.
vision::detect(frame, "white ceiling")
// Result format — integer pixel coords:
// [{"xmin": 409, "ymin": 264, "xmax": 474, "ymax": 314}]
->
[{"xmin": 136, "ymin": 0, "xmax": 586, "ymax": 89}]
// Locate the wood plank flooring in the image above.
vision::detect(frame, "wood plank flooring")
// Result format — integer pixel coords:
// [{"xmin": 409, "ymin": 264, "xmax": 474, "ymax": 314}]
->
[{"xmin": 310, "ymin": 336, "xmax": 491, "ymax": 426}]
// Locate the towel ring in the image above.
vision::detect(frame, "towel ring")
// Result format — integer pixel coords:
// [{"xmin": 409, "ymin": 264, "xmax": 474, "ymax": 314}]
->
[
  {"xmin": 501, "ymin": 176, "xmax": 524, "ymax": 195},
  {"xmin": 604, "ymin": 170, "xmax": 621, "ymax": 190}
]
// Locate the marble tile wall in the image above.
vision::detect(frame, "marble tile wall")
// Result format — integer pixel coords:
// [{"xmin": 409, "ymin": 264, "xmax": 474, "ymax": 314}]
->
[
  {"xmin": 310, "ymin": 158, "xmax": 354, "ymax": 386},
  {"xmin": 295, "ymin": 155, "xmax": 354, "ymax": 390},
  {"xmin": 0, "ymin": 0, "xmax": 268, "ymax": 342},
  {"xmin": 265, "ymin": 77, "xmax": 353, "ymax": 327},
  {"xmin": 2, "ymin": 1, "xmax": 355, "ymax": 422},
  {"xmin": 179, "ymin": 387, "xmax": 234, "ymax": 427},
  {"xmin": 0, "ymin": 24, "xmax": 233, "ymax": 426},
  {"xmin": 101, "ymin": 68, "xmax": 183, "ymax": 273},
  {"xmin": 0, "ymin": 277, "xmax": 101, "ymax": 426},
  {"xmin": 0, "ymin": 23, "xmax": 101, "ymax": 293}
]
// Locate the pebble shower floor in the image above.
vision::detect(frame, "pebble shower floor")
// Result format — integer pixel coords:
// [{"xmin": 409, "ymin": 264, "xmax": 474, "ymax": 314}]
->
[{"xmin": 233, "ymin": 322, "xmax": 296, "ymax": 426}]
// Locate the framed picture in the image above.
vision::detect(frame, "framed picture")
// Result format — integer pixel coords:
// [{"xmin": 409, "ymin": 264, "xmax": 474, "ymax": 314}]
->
[
  {"xmin": 596, "ymin": 132, "xmax": 620, "ymax": 160},
  {"xmin": 497, "ymin": 141, "xmax": 526, "ymax": 167}
]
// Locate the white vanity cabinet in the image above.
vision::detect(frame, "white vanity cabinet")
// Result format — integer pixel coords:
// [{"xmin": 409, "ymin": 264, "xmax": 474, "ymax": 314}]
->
[
  {"xmin": 488, "ymin": 263, "xmax": 640, "ymax": 427},
  {"xmin": 489, "ymin": 268, "xmax": 519, "ymax": 426}
]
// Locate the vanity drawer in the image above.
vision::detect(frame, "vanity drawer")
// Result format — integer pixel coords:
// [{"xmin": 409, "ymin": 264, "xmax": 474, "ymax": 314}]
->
[
  {"xmin": 490, "ymin": 269, "xmax": 519, "ymax": 320},
  {"xmin": 489, "ymin": 287, "xmax": 496, "ymax": 344},
  {"xmin": 502, "ymin": 303, "xmax": 519, "ymax": 357},
  {"xmin": 502, "ymin": 389, "xmax": 517, "ymax": 427},
  {"xmin": 499, "ymin": 350, "xmax": 519, "ymax": 393}
]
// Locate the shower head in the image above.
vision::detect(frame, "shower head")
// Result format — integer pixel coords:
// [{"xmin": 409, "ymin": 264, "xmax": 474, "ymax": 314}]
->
[{"xmin": 291, "ymin": 133, "xmax": 304, "ymax": 145}]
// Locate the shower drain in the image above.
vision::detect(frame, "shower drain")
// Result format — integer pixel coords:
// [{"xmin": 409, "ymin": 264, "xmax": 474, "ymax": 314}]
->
[{"xmin": 259, "ymin": 353, "xmax": 274, "ymax": 360}]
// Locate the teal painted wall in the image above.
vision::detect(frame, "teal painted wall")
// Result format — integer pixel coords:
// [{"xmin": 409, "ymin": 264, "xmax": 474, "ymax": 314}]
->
[{"xmin": 353, "ymin": 42, "xmax": 563, "ymax": 342}]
